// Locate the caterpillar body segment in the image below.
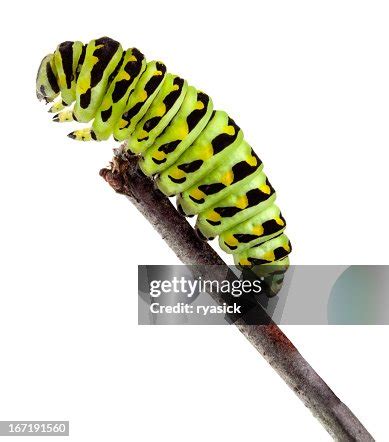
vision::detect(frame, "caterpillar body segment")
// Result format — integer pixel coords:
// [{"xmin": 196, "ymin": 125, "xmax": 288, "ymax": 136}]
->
[
  {"xmin": 183, "ymin": 141, "xmax": 262, "ymax": 215},
  {"xmin": 74, "ymin": 37, "xmax": 123, "ymax": 123},
  {"xmin": 182, "ymin": 163, "xmax": 265, "ymax": 224},
  {"xmin": 195, "ymin": 171, "xmax": 276, "ymax": 239},
  {"xmin": 91, "ymin": 48, "xmax": 147, "ymax": 141},
  {"xmin": 36, "ymin": 37, "xmax": 292, "ymax": 294},
  {"xmin": 129, "ymin": 74, "xmax": 188, "ymax": 153},
  {"xmin": 240, "ymin": 256, "xmax": 291, "ymax": 296},
  {"xmin": 235, "ymin": 233, "xmax": 291, "ymax": 267},
  {"xmin": 68, "ymin": 47, "xmax": 147, "ymax": 141},
  {"xmin": 113, "ymin": 60, "xmax": 167, "ymax": 142},
  {"xmin": 139, "ymin": 89, "xmax": 213, "ymax": 175},
  {"xmin": 157, "ymin": 110, "xmax": 243, "ymax": 196},
  {"xmin": 219, "ymin": 204, "xmax": 286, "ymax": 254},
  {"xmin": 234, "ymin": 233, "xmax": 291, "ymax": 297},
  {"xmin": 54, "ymin": 41, "xmax": 84, "ymax": 106}
]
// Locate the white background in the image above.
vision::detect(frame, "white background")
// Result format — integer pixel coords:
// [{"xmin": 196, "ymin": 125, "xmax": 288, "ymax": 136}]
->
[{"xmin": 1, "ymin": 1, "xmax": 388, "ymax": 440}]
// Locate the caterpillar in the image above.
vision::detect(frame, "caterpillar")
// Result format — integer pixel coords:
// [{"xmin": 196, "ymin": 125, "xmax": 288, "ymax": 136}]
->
[{"xmin": 36, "ymin": 37, "xmax": 292, "ymax": 294}]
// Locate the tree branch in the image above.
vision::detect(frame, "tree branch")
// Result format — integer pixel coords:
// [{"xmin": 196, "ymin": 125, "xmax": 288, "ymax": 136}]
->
[{"xmin": 100, "ymin": 150, "xmax": 374, "ymax": 441}]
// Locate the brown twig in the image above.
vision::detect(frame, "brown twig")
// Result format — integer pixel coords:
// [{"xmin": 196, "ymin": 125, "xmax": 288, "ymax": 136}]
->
[{"xmin": 100, "ymin": 150, "xmax": 374, "ymax": 441}]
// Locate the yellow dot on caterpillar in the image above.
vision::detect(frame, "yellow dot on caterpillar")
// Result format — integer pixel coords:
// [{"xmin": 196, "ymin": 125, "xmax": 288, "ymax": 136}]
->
[
  {"xmin": 284, "ymin": 243, "xmax": 291, "ymax": 252},
  {"xmin": 206, "ymin": 211, "xmax": 221, "ymax": 222},
  {"xmin": 239, "ymin": 258, "xmax": 251, "ymax": 266},
  {"xmin": 195, "ymin": 101, "xmax": 205, "ymax": 110},
  {"xmin": 117, "ymin": 71, "xmax": 131, "ymax": 82},
  {"xmin": 174, "ymin": 122, "xmax": 189, "ymax": 139},
  {"xmin": 246, "ymin": 155, "xmax": 258, "ymax": 167},
  {"xmin": 236, "ymin": 195, "xmax": 248, "ymax": 209},
  {"xmin": 138, "ymin": 129, "xmax": 148, "ymax": 140},
  {"xmin": 101, "ymin": 97, "xmax": 111, "ymax": 109},
  {"xmin": 224, "ymin": 125, "xmax": 235, "ymax": 136},
  {"xmin": 169, "ymin": 168, "xmax": 185, "ymax": 180},
  {"xmin": 259, "ymin": 184, "xmax": 271, "ymax": 194},
  {"xmin": 137, "ymin": 90, "xmax": 148, "ymax": 102},
  {"xmin": 155, "ymin": 103, "xmax": 166, "ymax": 117},
  {"xmin": 90, "ymin": 55, "xmax": 100, "ymax": 67},
  {"xmin": 225, "ymin": 234, "xmax": 238, "ymax": 247},
  {"xmin": 275, "ymin": 217, "xmax": 285, "ymax": 226},
  {"xmin": 221, "ymin": 170, "xmax": 234, "ymax": 186},
  {"xmin": 201, "ymin": 144, "xmax": 213, "ymax": 159},
  {"xmin": 190, "ymin": 188, "xmax": 205, "ymax": 200},
  {"xmin": 155, "ymin": 70, "xmax": 163, "ymax": 76},
  {"xmin": 252, "ymin": 225, "xmax": 264, "ymax": 236},
  {"xmin": 153, "ymin": 151, "xmax": 165, "ymax": 161},
  {"xmin": 77, "ymin": 78, "xmax": 90, "ymax": 94},
  {"xmin": 128, "ymin": 55, "xmax": 137, "ymax": 62},
  {"xmin": 119, "ymin": 119, "xmax": 128, "ymax": 129},
  {"xmin": 263, "ymin": 251, "xmax": 275, "ymax": 262},
  {"xmin": 172, "ymin": 84, "xmax": 179, "ymax": 91}
]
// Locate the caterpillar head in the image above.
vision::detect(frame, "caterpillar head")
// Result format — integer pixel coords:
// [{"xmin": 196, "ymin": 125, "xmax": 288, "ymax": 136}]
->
[{"xmin": 36, "ymin": 53, "xmax": 59, "ymax": 103}]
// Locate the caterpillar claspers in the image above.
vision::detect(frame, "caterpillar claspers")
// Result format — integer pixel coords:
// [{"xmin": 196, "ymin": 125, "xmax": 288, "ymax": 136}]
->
[{"xmin": 36, "ymin": 36, "xmax": 292, "ymax": 292}]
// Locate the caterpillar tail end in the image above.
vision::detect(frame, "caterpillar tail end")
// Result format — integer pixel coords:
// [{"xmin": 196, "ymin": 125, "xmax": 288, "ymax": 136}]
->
[
  {"xmin": 67, "ymin": 128, "xmax": 97, "ymax": 141},
  {"xmin": 53, "ymin": 110, "xmax": 74, "ymax": 123},
  {"xmin": 240, "ymin": 257, "xmax": 291, "ymax": 298}
]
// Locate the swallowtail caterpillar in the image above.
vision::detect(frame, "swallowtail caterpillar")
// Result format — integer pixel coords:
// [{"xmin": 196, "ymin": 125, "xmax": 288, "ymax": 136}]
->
[{"xmin": 36, "ymin": 37, "xmax": 292, "ymax": 295}]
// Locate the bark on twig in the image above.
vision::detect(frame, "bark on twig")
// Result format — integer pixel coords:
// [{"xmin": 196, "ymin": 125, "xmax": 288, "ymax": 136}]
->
[{"xmin": 100, "ymin": 150, "xmax": 374, "ymax": 441}]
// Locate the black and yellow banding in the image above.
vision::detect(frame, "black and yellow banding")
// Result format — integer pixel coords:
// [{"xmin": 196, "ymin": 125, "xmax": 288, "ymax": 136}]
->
[
  {"xmin": 157, "ymin": 111, "xmax": 243, "ymax": 196},
  {"xmin": 236, "ymin": 234, "xmax": 291, "ymax": 267},
  {"xmin": 129, "ymin": 74, "xmax": 188, "ymax": 153},
  {"xmin": 36, "ymin": 36, "xmax": 292, "ymax": 292},
  {"xmin": 178, "ymin": 141, "xmax": 262, "ymax": 216},
  {"xmin": 53, "ymin": 41, "xmax": 84, "ymax": 107},
  {"xmin": 92, "ymin": 48, "xmax": 146, "ymax": 141},
  {"xmin": 139, "ymin": 87, "xmax": 213, "ymax": 175},
  {"xmin": 74, "ymin": 37, "xmax": 123, "ymax": 123},
  {"xmin": 114, "ymin": 60, "xmax": 167, "ymax": 141},
  {"xmin": 219, "ymin": 204, "xmax": 286, "ymax": 254}
]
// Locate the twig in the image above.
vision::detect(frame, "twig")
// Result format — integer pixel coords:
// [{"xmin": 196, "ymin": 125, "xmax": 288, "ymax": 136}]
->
[{"xmin": 100, "ymin": 151, "xmax": 374, "ymax": 441}]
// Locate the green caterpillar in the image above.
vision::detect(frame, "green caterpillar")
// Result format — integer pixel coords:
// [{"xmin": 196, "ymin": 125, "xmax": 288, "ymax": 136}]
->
[{"xmin": 36, "ymin": 37, "xmax": 291, "ymax": 285}]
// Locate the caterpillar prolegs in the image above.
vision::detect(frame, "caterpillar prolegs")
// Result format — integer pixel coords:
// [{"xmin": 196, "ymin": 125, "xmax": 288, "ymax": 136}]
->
[{"xmin": 36, "ymin": 37, "xmax": 292, "ymax": 294}]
